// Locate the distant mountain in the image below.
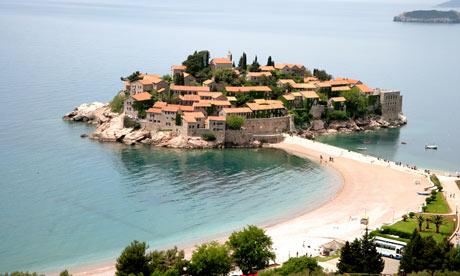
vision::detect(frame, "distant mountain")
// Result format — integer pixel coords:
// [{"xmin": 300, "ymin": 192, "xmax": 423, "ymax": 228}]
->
[
  {"xmin": 437, "ymin": 0, "xmax": 460, "ymax": 8},
  {"xmin": 394, "ymin": 10, "xmax": 460, "ymax": 23}
]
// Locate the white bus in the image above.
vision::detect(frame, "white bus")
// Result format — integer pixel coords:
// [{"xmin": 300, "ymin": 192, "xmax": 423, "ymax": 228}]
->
[{"xmin": 373, "ymin": 236, "xmax": 407, "ymax": 260}]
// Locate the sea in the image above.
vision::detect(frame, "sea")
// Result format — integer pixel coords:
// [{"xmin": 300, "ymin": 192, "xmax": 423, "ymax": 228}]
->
[{"xmin": 0, "ymin": 0, "xmax": 459, "ymax": 273}]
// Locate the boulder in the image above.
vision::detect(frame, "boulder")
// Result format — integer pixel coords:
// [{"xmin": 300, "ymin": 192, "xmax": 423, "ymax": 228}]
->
[
  {"xmin": 80, "ymin": 134, "xmax": 88, "ymax": 138},
  {"xmin": 312, "ymin": 120, "xmax": 325, "ymax": 131},
  {"xmin": 90, "ymin": 115, "xmax": 131, "ymax": 142},
  {"xmin": 122, "ymin": 130, "xmax": 150, "ymax": 145}
]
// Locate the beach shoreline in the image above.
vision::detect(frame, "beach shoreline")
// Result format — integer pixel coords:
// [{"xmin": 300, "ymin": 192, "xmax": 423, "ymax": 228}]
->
[{"xmin": 71, "ymin": 135, "xmax": 431, "ymax": 276}]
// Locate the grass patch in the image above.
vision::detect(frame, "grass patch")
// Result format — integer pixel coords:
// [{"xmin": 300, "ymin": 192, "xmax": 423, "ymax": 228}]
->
[
  {"xmin": 314, "ymin": 253, "xmax": 340, "ymax": 262},
  {"xmin": 430, "ymin": 174, "xmax": 441, "ymax": 186},
  {"xmin": 374, "ymin": 216, "xmax": 455, "ymax": 244},
  {"xmin": 424, "ymin": 192, "xmax": 450, "ymax": 214}
]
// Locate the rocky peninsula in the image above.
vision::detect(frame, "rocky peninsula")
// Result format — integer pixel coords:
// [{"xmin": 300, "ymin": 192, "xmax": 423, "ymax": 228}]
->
[
  {"xmin": 63, "ymin": 102, "xmax": 406, "ymax": 146},
  {"xmin": 394, "ymin": 10, "xmax": 460, "ymax": 23}
]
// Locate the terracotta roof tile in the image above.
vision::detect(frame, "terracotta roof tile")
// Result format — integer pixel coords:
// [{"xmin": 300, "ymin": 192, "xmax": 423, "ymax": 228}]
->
[
  {"xmin": 210, "ymin": 58, "xmax": 232, "ymax": 64},
  {"xmin": 208, "ymin": 116, "xmax": 226, "ymax": 121},
  {"xmin": 330, "ymin": 97, "xmax": 347, "ymax": 102},
  {"xmin": 146, "ymin": 108, "xmax": 162, "ymax": 114},
  {"xmin": 225, "ymin": 86, "xmax": 272, "ymax": 93},
  {"xmin": 132, "ymin": 92, "xmax": 152, "ymax": 101},
  {"xmin": 223, "ymin": 107, "xmax": 252, "ymax": 113},
  {"xmin": 170, "ymin": 85, "xmax": 210, "ymax": 92}
]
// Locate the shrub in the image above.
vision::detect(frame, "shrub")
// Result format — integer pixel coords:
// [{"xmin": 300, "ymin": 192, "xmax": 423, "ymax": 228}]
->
[
  {"xmin": 327, "ymin": 110, "xmax": 349, "ymax": 122},
  {"xmin": 123, "ymin": 116, "xmax": 141, "ymax": 130},
  {"xmin": 380, "ymin": 226, "xmax": 412, "ymax": 239},
  {"xmin": 430, "ymin": 195, "xmax": 436, "ymax": 201},
  {"xmin": 202, "ymin": 132, "xmax": 216, "ymax": 141},
  {"xmin": 409, "ymin": 212, "xmax": 415, "ymax": 218},
  {"xmin": 426, "ymin": 198, "xmax": 432, "ymax": 204},
  {"xmin": 110, "ymin": 91, "xmax": 128, "ymax": 113},
  {"xmin": 402, "ymin": 214, "xmax": 408, "ymax": 222},
  {"xmin": 226, "ymin": 115, "xmax": 245, "ymax": 130},
  {"xmin": 431, "ymin": 190, "xmax": 437, "ymax": 196}
]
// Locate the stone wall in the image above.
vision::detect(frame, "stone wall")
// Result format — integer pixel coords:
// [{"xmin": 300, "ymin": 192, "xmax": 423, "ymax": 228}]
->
[
  {"xmin": 253, "ymin": 134, "xmax": 284, "ymax": 144},
  {"xmin": 225, "ymin": 129, "xmax": 253, "ymax": 146},
  {"xmin": 186, "ymin": 128, "xmax": 226, "ymax": 142},
  {"xmin": 244, "ymin": 116, "xmax": 293, "ymax": 134}
]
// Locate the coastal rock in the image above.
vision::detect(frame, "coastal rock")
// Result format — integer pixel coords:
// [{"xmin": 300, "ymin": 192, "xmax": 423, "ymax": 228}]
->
[
  {"xmin": 312, "ymin": 120, "xmax": 325, "ymax": 131},
  {"xmin": 62, "ymin": 102, "xmax": 114, "ymax": 125},
  {"xmin": 80, "ymin": 134, "xmax": 88, "ymax": 138},
  {"xmin": 90, "ymin": 115, "xmax": 131, "ymax": 142},
  {"xmin": 327, "ymin": 129, "xmax": 338, "ymax": 134},
  {"xmin": 122, "ymin": 130, "xmax": 150, "ymax": 145}
]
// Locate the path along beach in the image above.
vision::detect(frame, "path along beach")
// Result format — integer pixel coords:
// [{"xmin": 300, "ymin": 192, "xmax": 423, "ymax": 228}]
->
[{"xmin": 75, "ymin": 135, "xmax": 437, "ymax": 276}]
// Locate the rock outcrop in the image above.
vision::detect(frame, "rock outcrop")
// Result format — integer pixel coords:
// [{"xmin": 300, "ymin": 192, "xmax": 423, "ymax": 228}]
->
[{"xmin": 62, "ymin": 102, "xmax": 116, "ymax": 124}]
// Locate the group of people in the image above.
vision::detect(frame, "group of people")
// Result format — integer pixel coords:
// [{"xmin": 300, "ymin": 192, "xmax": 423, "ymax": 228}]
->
[{"xmin": 319, "ymin": 155, "xmax": 335, "ymax": 162}]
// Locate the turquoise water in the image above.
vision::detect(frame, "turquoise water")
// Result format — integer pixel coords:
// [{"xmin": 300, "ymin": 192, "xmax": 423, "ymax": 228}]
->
[{"xmin": 1, "ymin": 0, "xmax": 460, "ymax": 273}]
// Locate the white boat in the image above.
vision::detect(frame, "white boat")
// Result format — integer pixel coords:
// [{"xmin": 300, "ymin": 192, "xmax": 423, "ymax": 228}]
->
[
  {"xmin": 357, "ymin": 147, "xmax": 367, "ymax": 151},
  {"xmin": 425, "ymin": 145, "xmax": 438, "ymax": 150}
]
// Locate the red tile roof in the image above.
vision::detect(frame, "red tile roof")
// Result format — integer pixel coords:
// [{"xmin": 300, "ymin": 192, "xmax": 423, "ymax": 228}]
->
[
  {"xmin": 208, "ymin": 116, "xmax": 226, "ymax": 121},
  {"xmin": 162, "ymin": 104, "xmax": 180, "ymax": 112},
  {"xmin": 132, "ymin": 92, "xmax": 152, "ymax": 101},
  {"xmin": 330, "ymin": 97, "xmax": 347, "ymax": 102},
  {"xmin": 146, "ymin": 108, "xmax": 162, "ymax": 114},
  {"xmin": 210, "ymin": 58, "xmax": 232, "ymax": 65},
  {"xmin": 355, "ymin": 84, "xmax": 373, "ymax": 93},
  {"xmin": 170, "ymin": 85, "xmax": 210, "ymax": 92},
  {"xmin": 171, "ymin": 65, "xmax": 186, "ymax": 70},
  {"xmin": 153, "ymin": 101, "xmax": 167, "ymax": 108},
  {"xmin": 223, "ymin": 107, "xmax": 252, "ymax": 113},
  {"xmin": 225, "ymin": 86, "xmax": 272, "ymax": 93}
]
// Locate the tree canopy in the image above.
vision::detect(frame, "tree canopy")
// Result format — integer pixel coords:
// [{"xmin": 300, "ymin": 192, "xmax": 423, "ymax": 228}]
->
[
  {"xmin": 188, "ymin": 241, "xmax": 232, "ymax": 276},
  {"xmin": 182, "ymin": 50, "xmax": 210, "ymax": 76},
  {"xmin": 337, "ymin": 232, "xmax": 384, "ymax": 274},
  {"xmin": 238, "ymin": 52, "xmax": 247, "ymax": 72},
  {"xmin": 115, "ymin": 240, "xmax": 152, "ymax": 276},
  {"xmin": 121, "ymin": 71, "xmax": 143, "ymax": 82},
  {"xmin": 226, "ymin": 115, "xmax": 246, "ymax": 130},
  {"xmin": 313, "ymin": 69, "xmax": 332, "ymax": 81},
  {"xmin": 227, "ymin": 225, "xmax": 276, "ymax": 274}
]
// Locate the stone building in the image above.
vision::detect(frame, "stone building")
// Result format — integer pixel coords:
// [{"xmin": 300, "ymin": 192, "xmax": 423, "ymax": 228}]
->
[{"xmin": 376, "ymin": 89, "xmax": 403, "ymax": 121}]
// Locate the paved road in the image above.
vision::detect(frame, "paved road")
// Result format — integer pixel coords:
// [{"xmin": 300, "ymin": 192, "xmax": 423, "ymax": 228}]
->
[{"xmin": 382, "ymin": 257, "xmax": 400, "ymax": 274}]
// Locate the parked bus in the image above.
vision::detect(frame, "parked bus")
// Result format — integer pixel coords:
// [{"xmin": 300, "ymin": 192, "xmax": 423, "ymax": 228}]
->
[{"xmin": 373, "ymin": 236, "xmax": 407, "ymax": 260}]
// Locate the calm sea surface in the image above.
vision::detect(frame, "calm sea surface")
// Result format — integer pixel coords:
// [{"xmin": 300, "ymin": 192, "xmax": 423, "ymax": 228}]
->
[{"xmin": 0, "ymin": 0, "xmax": 459, "ymax": 273}]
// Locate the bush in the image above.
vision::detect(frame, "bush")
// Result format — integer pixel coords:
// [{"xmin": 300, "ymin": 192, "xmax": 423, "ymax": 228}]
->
[
  {"xmin": 123, "ymin": 116, "xmax": 141, "ymax": 130},
  {"xmin": 380, "ymin": 226, "xmax": 412, "ymax": 239},
  {"xmin": 226, "ymin": 115, "xmax": 245, "ymax": 130},
  {"xmin": 202, "ymin": 132, "xmax": 216, "ymax": 141},
  {"xmin": 327, "ymin": 110, "xmax": 349, "ymax": 121},
  {"xmin": 431, "ymin": 190, "xmax": 437, "ymax": 196},
  {"xmin": 409, "ymin": 212, "xmax": 415, "ymax": 218},
  {"xmin": 110, "ymin": 91, "xmax": 128, "ymax": 113},
  {"xmin": 426, "ymin": 198, "xmax": 432, "ymax": 204},
  {"xmin": 115, "ymin": 240, "xmax": 151, "ymax": 276}
]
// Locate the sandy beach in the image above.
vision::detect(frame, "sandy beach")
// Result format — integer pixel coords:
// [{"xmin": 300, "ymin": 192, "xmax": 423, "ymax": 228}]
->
[{"xmin": 74, "ymin": 135, "xmax": 431, "ymax": 276}]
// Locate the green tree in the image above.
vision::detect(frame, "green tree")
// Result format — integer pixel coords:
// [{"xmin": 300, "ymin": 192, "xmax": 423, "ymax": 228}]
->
[
  {"xmin": 188, "ymin": 241, "xmax": 232, "ymax": 276},
  {"xmin": 202, "ymin": 132, "xmax": 216, "ymax": 141},
  {"xmin": 226, "ymin": 115, "xmax": 245, "ymax": 130},
  {"xmin": 150, "ymin": 247, "xmax": 188, "ymax": 275},
  {"xmin": 110, "ymin": 91, "xmax": 129, "ymax": 113},
  {"xmin": 360, "ymin": 232, "xmax": 384, "ymax": 274},
  {"xmin": 182, "ymin": 50, "xmax": 210, "ymax": 76},
  {"xmin": 162, "ymin": 74, "xmax": 172, "ymax": 82},
  {"xmin": 175, "ymin": 113, "xmax": 182, "ymax": 126},
  {"xmin": 249, "ymin": 56, "xmax": 261, "ymax": 72},
  {"xmin": 227, "ymin": 225, "xmax": 275, "ymax": 274},
  {"xmin": 338, "ymin": 233, "xmax": 383, "ymax": 274},
  {"xmin": 275, "ymin": 256, "xmax": 320, "ymax": 276},
  {"xmin": 400, "ymin": 230, "xmax": 426, "ymax": 273},
  {"xmin": 173, "ymin": 73, "xmax": 184, "ymax": 85},
  {"xmin": 121, "ymin": 71, "xmax": 143, "ymax": 82},
  {"xmin": 115, "ymin": 240, "xmax": 152, "ymax": 276},
  {"xmin": 212, "ymin": 68, "xmax": 238, "ymax": 84},
  {"xmin": 266, "ymin": 56, "xmax": 274, "ymax": 66},
  {"xmin": 416, "ymin": 214, "xmax": 424, "ymax": 232},
  {"xmin": 431, "ymin": 215, "xmax": 446, "ymax": 233},
  {"xmin": 341, "ymin": 87, "xmax": 367, "ymax": 118},
  {"xmin": 59, "ymin": 270, "xmax": 72, "ymax": 276},
  {"xmin": 238, "ymin": 53, "xmax": 247, "ymax": 72},
  {"xmin": 312, "ymin": 69, "xmax": 332, "ymax": 81}
]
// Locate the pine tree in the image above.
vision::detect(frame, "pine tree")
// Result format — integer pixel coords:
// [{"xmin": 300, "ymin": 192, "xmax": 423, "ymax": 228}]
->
[
  {"xmin": 337, "ymin": 241, "xmax": 356, "ymax": 273},
  {"xmin": 249, "ymin": 56, "xmax": 260, "ymax": 72},
  {"xmin": 360, "ymin": 232, "xmax": 384, "ymax": 274},
  {"xmin": 399, "ymin": 230, "xmax": 425, "ymax": 273}
]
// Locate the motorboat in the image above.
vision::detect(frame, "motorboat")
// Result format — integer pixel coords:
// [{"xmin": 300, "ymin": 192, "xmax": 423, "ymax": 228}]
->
[
  {"xmin": 425, "ymin": 145, "xmax": 438, "ymax": 150},
  {"xmin": 357, "ymin": 147, "xmax": 367, "ymax": 151},
  {"xmin": 364, "ymin": 141, "xmax": 372, "ymax": 144}
]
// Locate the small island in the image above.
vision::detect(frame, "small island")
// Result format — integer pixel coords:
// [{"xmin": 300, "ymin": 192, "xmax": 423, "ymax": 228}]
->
[
  {"xmin": 63, "ymin": 50, "xmax": 406, "ymax": 148},
  {"xmin": 394, "ymin": 10, "xmax": 460, "ymax": 23}
]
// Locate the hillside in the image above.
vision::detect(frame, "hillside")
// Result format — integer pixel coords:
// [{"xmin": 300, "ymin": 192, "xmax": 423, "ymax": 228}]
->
[
  {"xmin": 437, "ymin": 0, "xmax": 460, "ymax": 8},
  {"xmin": 394, "ymin": 10, "xmax": 460, "ymax": 23}
]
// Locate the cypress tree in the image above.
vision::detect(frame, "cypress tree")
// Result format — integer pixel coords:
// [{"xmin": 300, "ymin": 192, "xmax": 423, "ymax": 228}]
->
[
  {"xmin": 267, "ymin": 56, "xmax": 272, "ymax": 66},
  {"xmin": 399, "ymin": 230, "xmax": 425, "ymax": 273}
]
